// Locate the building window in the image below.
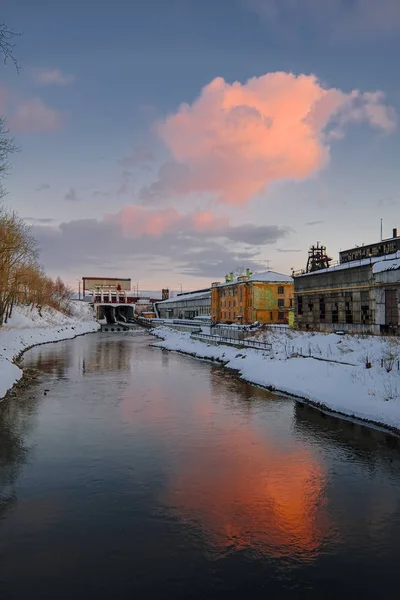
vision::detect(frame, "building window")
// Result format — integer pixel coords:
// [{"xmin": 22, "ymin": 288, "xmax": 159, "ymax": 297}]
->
[
  {"xmin": 319, "ymin": 296, "xmax": 326, "ymax": 320},
  {"xmin": 278, "ymin": 312, "xmax": 284, "ymax": 320},
  {"xmin": 278, "ymin": 298, "xmax": 284, "ymax": 308},
  {"xmin": 278, "ymin": 286, "xmax": 284, "ymax": 295},
  {"xmin": 332, "ymin": 302, "xmax": 339, "ymax": 323},
  {"xmin": 289, "ymin": 298, "xmax": 293, "ymax": 307},
  {"xmin": 239, "ymin": 287, "xmax": 243, "ymax": 302},
  {"xmin": 345, "ymin": 302, "xmax": 353, "ymax": 324},
  {"xmin": 270, "ymin": 311, "xmax": 273, "ymax": 321},
  {"xmin": 297, "ymin": 296, "xmax": 303, "ymax": 315}
]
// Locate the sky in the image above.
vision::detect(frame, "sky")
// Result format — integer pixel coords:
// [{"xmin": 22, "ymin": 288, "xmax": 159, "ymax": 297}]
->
[{"xmin": 1, "ymin": 0, "xmax": 400, "ymax": 292}]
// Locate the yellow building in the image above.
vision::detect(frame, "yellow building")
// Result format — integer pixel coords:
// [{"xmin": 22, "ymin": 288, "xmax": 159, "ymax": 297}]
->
[{"xmin": 211, "ymin": 271, "xmax": 294, "ymax": 325}]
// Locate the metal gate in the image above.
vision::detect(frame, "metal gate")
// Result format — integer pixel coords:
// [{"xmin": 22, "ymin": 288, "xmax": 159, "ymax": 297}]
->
[{"xmin": 385, "ymin": 289, "xmax": 399, "ymax": 326}]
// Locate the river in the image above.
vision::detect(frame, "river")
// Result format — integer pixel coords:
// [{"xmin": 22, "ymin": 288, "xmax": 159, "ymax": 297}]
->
[{"xmin": 1, "ymin": 332, "xmax": 400, "ymax": 599}]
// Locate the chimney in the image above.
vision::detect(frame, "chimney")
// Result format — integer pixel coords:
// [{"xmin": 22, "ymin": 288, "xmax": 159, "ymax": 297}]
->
[
  {"xmin": 393, "ymin": 228, "xmax": 398, "ymax": 238},
  {"xmin": 230, "ymin": 272, "xmax": 234, "ymax": 282}
]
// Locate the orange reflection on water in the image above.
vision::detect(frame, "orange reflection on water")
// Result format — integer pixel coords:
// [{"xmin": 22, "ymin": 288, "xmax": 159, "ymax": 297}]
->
[{"xmin": 166, "ymin": 428, "xmax": 326, "ymax": 559}]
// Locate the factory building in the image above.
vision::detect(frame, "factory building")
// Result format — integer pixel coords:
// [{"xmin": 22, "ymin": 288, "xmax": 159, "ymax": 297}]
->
[
  {"xmin": 154, "ymin": 289, "xmax": 211, "ymax": 320},
  {"xmin": 294, "ymin": 233, "xmax": 400, "ymax": 334}
]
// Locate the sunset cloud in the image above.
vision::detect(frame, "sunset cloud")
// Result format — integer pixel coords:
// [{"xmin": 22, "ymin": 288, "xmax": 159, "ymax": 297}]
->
[
  {"xmin": 10, "ymin": 97, "xmax": 65, "ymax": 133},
  {"xmin": 106, "ymin": 206, "xmax": 228, "ymax": 237},
  {"xmin": 143, "ymin": 72, "xmax": 396, "ymax": 206},
  {"xmin": 33, "ymin": 206, "xmax": 290, "ymax": 279}
]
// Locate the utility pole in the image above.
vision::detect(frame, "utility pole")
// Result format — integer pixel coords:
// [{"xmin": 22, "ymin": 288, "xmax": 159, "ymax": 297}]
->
[{"xmin": 76, "ymin": 279, "xmax": 81, "ymax": 300}]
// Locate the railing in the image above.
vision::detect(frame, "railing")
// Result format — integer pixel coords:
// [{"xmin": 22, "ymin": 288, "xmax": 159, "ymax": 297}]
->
[{"xmin": 191, "ymin": 332, "xmax": 272, "ymax": 352}]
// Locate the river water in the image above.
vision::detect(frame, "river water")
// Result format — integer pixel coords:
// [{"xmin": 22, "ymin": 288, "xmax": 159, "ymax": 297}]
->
[{"xmin": 1, "ymin": 332, "xmax": 400, "ymax": 599}]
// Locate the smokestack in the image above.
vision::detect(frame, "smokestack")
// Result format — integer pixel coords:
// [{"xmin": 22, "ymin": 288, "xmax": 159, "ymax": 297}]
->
[{"xmin": 393, "ymin": 228, "xmax": 398, "ymax": 239}]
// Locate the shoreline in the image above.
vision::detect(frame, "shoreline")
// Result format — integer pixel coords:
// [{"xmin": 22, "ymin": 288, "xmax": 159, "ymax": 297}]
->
[
  {"xmin": 0, "ymin": 305, "xmax": 100, "ymax": 401},
  {"xmin": 151, "ymin": 328, "xmax": 400, "ymax": 438},
  {"xmin": 2, "ymin": 330, "xmax": 99, "ymax": 402}
]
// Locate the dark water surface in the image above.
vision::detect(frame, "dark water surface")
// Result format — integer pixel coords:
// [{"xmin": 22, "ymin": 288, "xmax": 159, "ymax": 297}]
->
[{"xmin": 1, "ymin": 332, "xmax": 400, "ymax": 599}]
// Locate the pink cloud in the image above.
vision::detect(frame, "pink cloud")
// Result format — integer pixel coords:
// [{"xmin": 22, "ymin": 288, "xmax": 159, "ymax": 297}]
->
[
  {"xmin": 146, "ymin": 72, "xmax": 396, "ymax": 206},
  {"xmin": 34, "ymin": 68, "xmax": 75, "ymax": 86},
  {"xmin": 10, "ymin": 98, "xmax": 65, "ymax": 133},
  {"xmin": 106, "ymin": 206, "xmax": 228, "ymax": 238}
]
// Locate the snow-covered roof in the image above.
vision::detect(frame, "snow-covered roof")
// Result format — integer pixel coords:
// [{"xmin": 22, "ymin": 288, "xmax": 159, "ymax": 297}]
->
[
  {"xmin": 155, "ymin": 290, "xmax": 211, "ymax": 305},
  {"xmin": 296, "ymin": 251, "xmax": 400, "ymax": 277},
  {"xmin": 216, "ymin": 270, "xmax": 292, "ymax": 287},
  {"xmin": 373, "ymin": 257, "xmax": 400, "ymax": 274},
  {"xmin": 249, "ymin": 270, "xmax": 293, "ymax": 283}
]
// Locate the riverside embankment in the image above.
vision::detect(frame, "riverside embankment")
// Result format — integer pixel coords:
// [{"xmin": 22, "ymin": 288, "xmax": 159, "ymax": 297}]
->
[
  {"xmin": 152, "ymin": 325, "xmax": 400, "ymax": 434},
  {"xmin": 0, "ymin": 302, "xmax": 99, "ymax": 400}
]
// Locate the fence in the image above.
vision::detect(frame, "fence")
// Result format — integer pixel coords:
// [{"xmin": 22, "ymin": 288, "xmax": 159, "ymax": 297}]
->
[{"xmin": 191, "ymin": 332, "xmax": 272, "ymax": 352}]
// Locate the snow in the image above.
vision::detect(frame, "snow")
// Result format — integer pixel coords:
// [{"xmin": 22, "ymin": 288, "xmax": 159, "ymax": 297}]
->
[
  {"xmin": 152, "ymin": 325, "xmax": 400, "ymax": 433},
  {"xmin": 216, "ymin": 270, "xmax": 292, "ymax": 287},
  {"xmin": 373, "ymin": 257, "xmax": 400, "ymax": 273},
  {"xmin": 156, "ymin": 290, "xmax": 210, "ymax": 304},
  {"xmin": 0, "ymin": 302, "xmax": 99, "ymax": 400},
  {"xmin": 248, "ymin": 270, "xmax": 293, "ymax": 283}
]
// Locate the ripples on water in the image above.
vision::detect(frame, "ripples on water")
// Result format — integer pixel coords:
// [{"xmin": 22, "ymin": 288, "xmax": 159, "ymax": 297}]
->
[{"xmin": 0, "ymin": 332, "xmax": 400, "ymax": 599}]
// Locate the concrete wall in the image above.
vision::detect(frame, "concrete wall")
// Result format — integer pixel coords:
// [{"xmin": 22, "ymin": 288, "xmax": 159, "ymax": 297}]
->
[
  {"xmin": 294, "ymin": 264, "xmax": 379, "ymax": 333},
  {"xmin": 96, "ymin": 304, "xmax": 134, "ymax": 323}
]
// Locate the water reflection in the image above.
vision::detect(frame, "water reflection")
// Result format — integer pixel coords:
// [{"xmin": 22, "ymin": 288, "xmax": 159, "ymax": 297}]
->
[
  {"xmin": 2, "ymin": 334, "xmax": 400, "ymax": 598},
  {"xmin": 82, "ymin": 338, "xmax": 133, "ymax": 374},
  {"xmin": 0, "ymin": 390, "xmax": 39, "ymax": 520},
  {"xmin": 165, "ymin": 428, "xmax": 326, "ymax": 560}
]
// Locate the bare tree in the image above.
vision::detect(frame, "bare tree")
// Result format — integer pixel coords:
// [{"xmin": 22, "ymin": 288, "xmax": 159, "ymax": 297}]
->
[
  {"xmin": 0, "ymin": 117, "xmax": 18, "ymax": 199},
  {"xmin": 0, "ymin": 23, "xmax": 20, "ymax": 198},
  {"xmin": 0, "ymin": 22, "xmax": 20, "ymax": 71}
]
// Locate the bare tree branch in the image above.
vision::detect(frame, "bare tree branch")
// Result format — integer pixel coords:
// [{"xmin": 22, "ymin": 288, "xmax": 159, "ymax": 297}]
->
[
  {"xmin": 0, "ymin": 22, "xmax": 21, "ymax": 72},
  {"xmin": 0, "ymin": 117, "xmax": 18, "ymax": 199}
]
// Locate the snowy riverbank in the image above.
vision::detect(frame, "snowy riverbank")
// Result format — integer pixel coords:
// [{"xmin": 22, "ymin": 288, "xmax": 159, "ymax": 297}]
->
[
  {"xmin": 152, "ymin": 326, "xmax": 400, "ymax": 433},
  {"xmin": 0, "ymin": 302, "xmax": 99, "ymax": 400}
]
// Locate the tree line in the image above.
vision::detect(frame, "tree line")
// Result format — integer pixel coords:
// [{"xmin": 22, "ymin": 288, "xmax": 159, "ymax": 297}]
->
[
  {"xmin": 0, "ymin": 206, "xmax": 73, "ymax": 326},
  {"xmin": 0, "ymin": 22, "xmax": 72, "ymax": 326}
]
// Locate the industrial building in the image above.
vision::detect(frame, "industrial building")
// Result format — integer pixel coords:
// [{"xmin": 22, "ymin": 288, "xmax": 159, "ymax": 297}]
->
[
  {"xmin": 294, "ymin": 234, "xmax": 400, "ymax": 334},
  {"xmin": 339, "ymin": 228, "xmax": 400, "ymax": 263},
  {"xmin": 211, "ymin": 270, "xmax": 294, "ymax": 325},
  {"xmin": 154, "ymin": 289, "xmax": 211, "ymax": 320},
  {"xmin": 82, "ymin": 277, "xmax": 131, "ymax": 297}
]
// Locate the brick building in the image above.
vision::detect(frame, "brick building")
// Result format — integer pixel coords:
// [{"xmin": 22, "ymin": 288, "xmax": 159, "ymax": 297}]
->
[{"xmin": 211, "ymin": 271, "xmax": 294, "ymax": 325}]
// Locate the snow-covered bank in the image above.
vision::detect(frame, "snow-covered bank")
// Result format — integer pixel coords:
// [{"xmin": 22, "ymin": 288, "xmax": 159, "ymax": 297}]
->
[
  {"xmin": 0, "ymin": 302, "xmax": 99, "ymax": 400},
  {"xmin": 152, "ymin": 326, "xmax": 400, "ymax": 434}
]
